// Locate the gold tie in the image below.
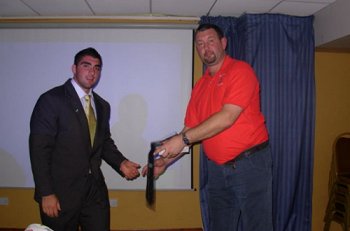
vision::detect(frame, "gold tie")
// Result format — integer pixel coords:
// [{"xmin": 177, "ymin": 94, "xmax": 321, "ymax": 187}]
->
[{"xmin": 84, "ymin": 95, "xmax": 96, "ymax": 146}]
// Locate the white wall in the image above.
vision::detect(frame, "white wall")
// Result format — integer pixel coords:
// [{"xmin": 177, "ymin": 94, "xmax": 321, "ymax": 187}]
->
[{"xmin": 314, "ymin": 0, "xmax": 350, "ymax": 47}]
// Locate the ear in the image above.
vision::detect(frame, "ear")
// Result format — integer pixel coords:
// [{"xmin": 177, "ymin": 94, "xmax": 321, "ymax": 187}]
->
[
  {"xmin": 221, "ymin": 37, "xmax": 228, "ymax": 50},
  {"xmin": 71, "ymin": 64, "xmax": 76, "ymax": 75}
]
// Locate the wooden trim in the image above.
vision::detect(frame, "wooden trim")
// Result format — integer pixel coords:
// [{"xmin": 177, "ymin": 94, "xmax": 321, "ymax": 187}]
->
[
  {"xmin": 0, "ymin": 17, "xmax": 199, "ymax": 30},
  {"xmin": 315, "ymin": 47, "xmax": 350, "ymax": 53},
  {"xmin": 0, "ymin": 17, "xmax": 198, "ymax": 25}
]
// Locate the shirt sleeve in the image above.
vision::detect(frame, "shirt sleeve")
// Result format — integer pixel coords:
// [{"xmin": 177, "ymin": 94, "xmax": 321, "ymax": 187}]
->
[{"xmin": 222, "ymin": 62, "xmax": 259, "ymax": 109}]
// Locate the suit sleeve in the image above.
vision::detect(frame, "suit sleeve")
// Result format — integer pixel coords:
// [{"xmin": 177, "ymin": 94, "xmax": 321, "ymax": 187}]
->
[{"xmin": 29, "ymin": 93, "xmax": 58, "ymax": 197}]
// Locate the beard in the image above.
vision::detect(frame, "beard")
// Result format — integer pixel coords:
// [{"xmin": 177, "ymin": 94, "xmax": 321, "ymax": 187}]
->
[{"xmin": 202, "ymin": 51, "xmax": 217, "ymax": 66}]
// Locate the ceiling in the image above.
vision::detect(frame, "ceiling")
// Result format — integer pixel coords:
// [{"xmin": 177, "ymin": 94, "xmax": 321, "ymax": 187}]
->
[
  {"xmin": 2, "ymin": 0, "xmax": 349, "ymax": 50},
  {"xmin": 0, "ymin": 0, "xmax": 337, "ymax": 18}
]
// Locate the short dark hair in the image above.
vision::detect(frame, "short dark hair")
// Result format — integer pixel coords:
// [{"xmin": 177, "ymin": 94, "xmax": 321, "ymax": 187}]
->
[
  {"xmin": 74, "ymin": 47, "xmax": 102, "ymax": 67},
  {"xmin": 195, "ymin": 23, "xmax": 224, "ymax": 39}
]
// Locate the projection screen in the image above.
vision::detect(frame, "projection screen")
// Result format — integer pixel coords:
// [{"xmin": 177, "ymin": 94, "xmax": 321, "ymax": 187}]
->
[{"xmin": 0, "ymin": 26, "xmax": 193, "ymax": 190}]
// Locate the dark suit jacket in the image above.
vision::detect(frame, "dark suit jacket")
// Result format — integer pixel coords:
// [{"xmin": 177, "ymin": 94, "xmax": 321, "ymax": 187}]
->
[{"xmin": 29, "ymin": 79, "xmax": 127, "ymax": 210}]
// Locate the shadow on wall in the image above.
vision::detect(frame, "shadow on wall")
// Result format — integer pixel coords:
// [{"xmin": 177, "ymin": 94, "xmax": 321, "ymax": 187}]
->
[{"xmin": 111, "ymin": 93, "xmax": 148, "ymax": 163}]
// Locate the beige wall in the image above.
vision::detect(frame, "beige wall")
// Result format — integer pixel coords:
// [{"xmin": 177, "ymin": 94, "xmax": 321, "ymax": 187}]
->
[
  {"xmin": 1, "ymin": 47, "xmax": 350, "ymax": 230},
  {"xmin": 313, "ymin": 51, "xmax": 350, "ymax": 231}
]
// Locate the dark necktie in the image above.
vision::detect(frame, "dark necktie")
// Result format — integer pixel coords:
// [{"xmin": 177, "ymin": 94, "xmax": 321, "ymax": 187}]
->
[
  {"xmin": 146, "ymin": 142, "xmax": 161, "ymax": 208},
  {"xmin": 84, "ymin": 95, "xmax": 96, "ymax": 146}
]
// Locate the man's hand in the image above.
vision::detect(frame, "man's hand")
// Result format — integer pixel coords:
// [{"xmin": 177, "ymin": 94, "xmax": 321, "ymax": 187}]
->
[
  {"xmin": 42, "ymin": 194, "xmax": 61, "ymax": 218},
  {"xmin": 155, "ymin": 134, "xmax": 186, "ymax": 159},
  {"xmin": 120, "ymin": 160, "xmax": 141, "ymax": 180},
  {"xmin": 142, "ymin": 157, "xmax": 168, "ymax": 179}
]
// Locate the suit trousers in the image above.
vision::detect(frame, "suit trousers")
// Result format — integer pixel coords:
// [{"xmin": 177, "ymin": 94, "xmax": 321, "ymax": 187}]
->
[
  {"xmin": 40, "ymin": 174, "xmax": 110, "ymax": 231},
  {"xmin": 206, "ymin": 146, "xmax": 273, "ymax": 231}
]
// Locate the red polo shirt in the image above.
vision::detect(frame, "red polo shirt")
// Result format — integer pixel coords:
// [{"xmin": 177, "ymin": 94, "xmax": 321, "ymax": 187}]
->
[{"xmin": 185, "ymin": 56, "xmax": 268, "ymax": 164}]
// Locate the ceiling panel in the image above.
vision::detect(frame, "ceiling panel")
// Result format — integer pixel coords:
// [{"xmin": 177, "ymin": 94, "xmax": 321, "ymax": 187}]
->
[
  {"xmin": 0, "ymin": 0, "xmax": 37, "ymax": 17},
  {"xmin": 210, "ymin": 0, "xmax": 281, "ymax": 17},
  {"xmin": 152, "ymin": 0, "xmax": 213, "ymax": 17},
  {"xmin": 88, "ymin": 0, "xmax": 150, "ymax": 16},
  {"xmin": 0, "ymin": 0, "xmax": 339, "ymax": 18},
  {"xmin": 271, "ymin": 1, "xmax": 330, "ymax": 16},
  {"xmin": 287, "ymin": 0, "xmax": 336, "ymax": 2},
  {"xmin": 23, "ymin": 0, "xmax": 93, "ymax": 16}
]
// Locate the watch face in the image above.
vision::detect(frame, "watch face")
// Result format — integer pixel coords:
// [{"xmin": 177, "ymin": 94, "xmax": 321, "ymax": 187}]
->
[{"xmin": 182, "ymin": 133, "xmax": 190, "ymax": 145}]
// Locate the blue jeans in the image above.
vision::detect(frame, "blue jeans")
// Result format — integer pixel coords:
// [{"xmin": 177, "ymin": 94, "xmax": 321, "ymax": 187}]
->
[{"xmin": 206, "ymin": 146, "xmax": 273, "ymax": 231}]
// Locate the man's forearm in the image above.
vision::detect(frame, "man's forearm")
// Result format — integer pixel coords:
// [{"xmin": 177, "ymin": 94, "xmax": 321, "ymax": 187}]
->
[{"xmin": 183, "ymin": 104, "xmax": 242, "ymax": 144}]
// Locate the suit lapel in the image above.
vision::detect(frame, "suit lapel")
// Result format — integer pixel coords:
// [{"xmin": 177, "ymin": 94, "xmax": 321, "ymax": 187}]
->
[
  {"xmin": 64, "ymin": 80, "xmax": 92, "ymax": 149},
  {"xmin": 92, "ymin": 92, "xmax": 104, "ymax": 149}
]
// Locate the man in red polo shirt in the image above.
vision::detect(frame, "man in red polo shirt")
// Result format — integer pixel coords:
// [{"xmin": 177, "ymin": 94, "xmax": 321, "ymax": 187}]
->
[{"xmin": 143, "ymin": 23, "xmax": 273, "ymax": 231}]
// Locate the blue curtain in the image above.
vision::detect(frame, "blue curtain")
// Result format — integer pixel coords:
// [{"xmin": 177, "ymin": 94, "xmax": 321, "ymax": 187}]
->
[{"xmin": 199, "ymin": 14, "xmax": 315, "ymax": 231}]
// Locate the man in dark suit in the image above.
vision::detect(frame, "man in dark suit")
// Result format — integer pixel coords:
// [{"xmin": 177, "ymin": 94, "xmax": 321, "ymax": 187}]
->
[{"xmin": 29, "ymin": 47, "xmax": 141, "ymax": 231}]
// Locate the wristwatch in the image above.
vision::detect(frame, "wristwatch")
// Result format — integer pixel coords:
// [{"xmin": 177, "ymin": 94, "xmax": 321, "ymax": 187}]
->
[{"xmin": 182, "ymin": 133, "xmax": 191, "ymax": 146}]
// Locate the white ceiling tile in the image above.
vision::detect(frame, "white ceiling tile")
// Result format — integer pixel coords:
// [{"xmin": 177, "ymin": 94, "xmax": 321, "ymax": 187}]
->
[
  {"xmin": 88, "ymin": 0, "xmax": 150, "ymax": 16},
  {"xmin": 210, "ymin": 0, "xmax": 281, "ymax": 17},
  {"xmin": 152, "ymin": 0, "xmax": 213, "ymax": 17},
  {"xmin": 271, "ymin": 1, "xmax": 330, "ymax": 16},
  {"xmin": 286, "ymin": 0, "xmax": 336, "ymax": 3},
  {"xmin": 0, "ymin": 0, "xmax": 38, "ymax": 16},
  {"xmin": 0, "ymin": 0, "xmax": 338, "ymax": 18},
  {"xmin": 23, "ymin": 0, "xmax": 93, "ymax": 16}
]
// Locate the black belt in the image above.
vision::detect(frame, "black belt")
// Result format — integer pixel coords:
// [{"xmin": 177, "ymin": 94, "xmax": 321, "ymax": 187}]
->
[{"xmin": 225, "ymin": 141, "xmax": 269, "ymax": 165}]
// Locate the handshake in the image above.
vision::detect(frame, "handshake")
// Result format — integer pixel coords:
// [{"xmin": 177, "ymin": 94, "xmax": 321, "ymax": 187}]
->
[
  {"xmin": 118, "ymin": 133, "xmax": 191, "ymax": 207},
  {"xmin": 144, "ymin": 134, "xmax": 190, "ymax": 207},
  {"xmin": 120, "ymin": 133, "xmax": 190, "ymax": 181},
  {"xmin": 143, "ymin": 133, "xmax": 190, "ymax": 178}
]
